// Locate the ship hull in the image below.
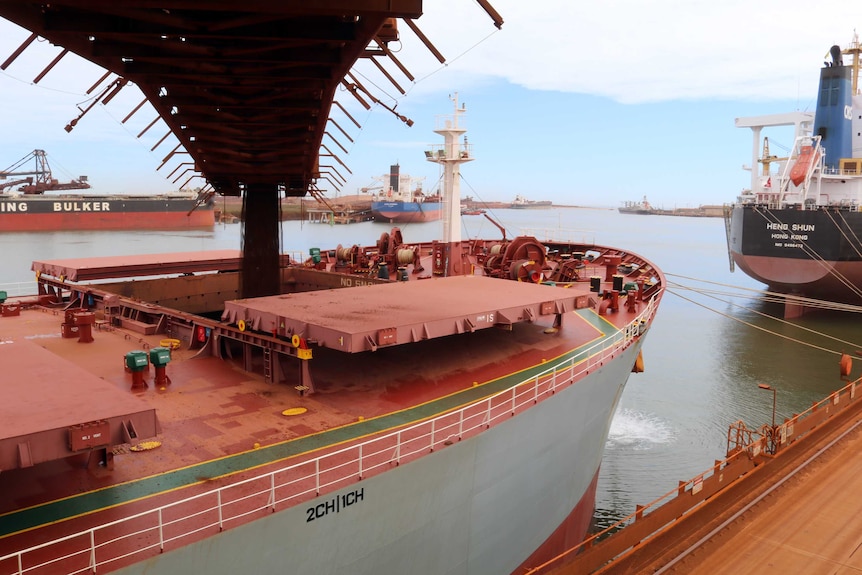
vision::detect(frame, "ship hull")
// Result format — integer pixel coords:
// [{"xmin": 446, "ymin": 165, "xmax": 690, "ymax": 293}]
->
[
  {"xmin": 0, "ymin": 195, "xmax": 215, "ymax": 231},
  {"xmin": 0, "ymin": 244, "xmax": 662, "ymax": 575},
  {"xmin": 618, "ymin": 208, "xmax": 653, "ymax": 215},
  {"xmin": 371, "ymin": 201, "xmax": 442, "ymax": 223},
  {"xmin": 728, "ymin": 204, "xmax": 862, "ymax": 301},
  {"xmin": 510, "ymin": 202, "xmax": 552, "ymax": 209},
  {"xmin": 112, "ymin": 341, "xmax": 641, "ymax": 575}
]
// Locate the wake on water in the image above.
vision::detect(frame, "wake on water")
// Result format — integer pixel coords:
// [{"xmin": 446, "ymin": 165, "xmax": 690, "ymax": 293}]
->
[{"xmin": 606, "ymin": 408, "xmax": 674, "ymax": 450}]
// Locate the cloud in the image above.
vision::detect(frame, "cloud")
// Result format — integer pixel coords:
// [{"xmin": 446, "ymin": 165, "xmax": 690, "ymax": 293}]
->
[
  {"xmin": 0, "ymin": 2, "xmax": 857, "ymax": 201},
  {"xmin": 3, "ymin": 2, "xmax": 854, "ymax": 121},
  {"xmin": 387, "ymin": 0, "xmax": 858, "ymax": 104}
]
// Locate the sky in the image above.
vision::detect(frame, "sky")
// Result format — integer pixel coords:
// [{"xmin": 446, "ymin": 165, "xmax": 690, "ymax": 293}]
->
[{"xmin": 0, "ymin": 0, "xmax": 859, "ymax": 208}]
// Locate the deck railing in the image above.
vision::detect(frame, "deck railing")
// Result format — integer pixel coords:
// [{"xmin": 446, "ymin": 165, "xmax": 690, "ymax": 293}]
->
[
  {"xmin": 0, "ymin": 297, "xmax": 659, "ymax": 575},
  {"xmin": 0, "ymin": 282, "xmax": 36, "ymax": 298},
  {"xmin": 520, "ymin": 227, "xmax": 596, "ymax": 245}
]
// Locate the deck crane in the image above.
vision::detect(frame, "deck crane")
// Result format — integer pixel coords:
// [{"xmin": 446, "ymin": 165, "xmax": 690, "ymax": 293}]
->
[
  {"xmin": 758, "ymin": 137, "xmax": 788, "ymax": 176},
  {"xmin": 0, "ymin": 149, "xmax": 91, "ymax": 194}
]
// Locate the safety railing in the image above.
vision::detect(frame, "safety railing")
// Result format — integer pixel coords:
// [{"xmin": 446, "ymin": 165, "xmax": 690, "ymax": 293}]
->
[
  {"xmin": 0, "ymin": 297, "xmax": 659, "ymax": 575},
  {"xmin": 759, "ymin": 378, "xmax": 862, "ymax": 456},
  {"xmin": 524, "ymin": 373, "xmax": 862, "ymax": 575},
  {"xmin": 520, "ymin": 227, "xmax": 596, "ymax": 245},
  {"xmin": 0, "ymin": 281, "xmax": 36, "ymax": 298}
]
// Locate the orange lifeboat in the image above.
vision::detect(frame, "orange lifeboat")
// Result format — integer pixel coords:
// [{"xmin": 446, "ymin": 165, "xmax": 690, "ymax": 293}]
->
[{"xmin": 790, "ymin": 146, "xmax": 818, "ymax": 186}]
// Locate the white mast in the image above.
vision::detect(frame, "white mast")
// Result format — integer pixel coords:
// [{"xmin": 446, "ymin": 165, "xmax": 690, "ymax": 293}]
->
[{"xmin": 426, "ymin": 93, "xmax": 473, "ymax": 275}]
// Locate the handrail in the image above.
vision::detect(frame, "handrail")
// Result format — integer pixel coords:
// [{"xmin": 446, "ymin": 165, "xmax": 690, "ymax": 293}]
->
[
  {"xmin": 0, "ymin": 281, "xmax": 36, "ymax": 298},
  {"xmin": 520, "ymin": 227, "xmax": 596, "ymax": 245},
  {"xmin": 0, "ymin": 296, "xmax": 660, "ymax": 575},
  {"xmin": 524, "ymin": 373, "xmax": 862, "ymax": 574}
]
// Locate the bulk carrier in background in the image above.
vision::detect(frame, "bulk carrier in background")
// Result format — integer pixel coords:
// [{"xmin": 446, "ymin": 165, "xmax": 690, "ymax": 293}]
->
[
  {"xmin": 367, "ymin": 163, "xmax": 442, "ymax": 223},
  {"xmin": 0, "ymin": 149, "xmax": 215, "ymax": 231},
  {"xmin": 726, "ymin": 33, "xmax": 862, "ymax": 316}
]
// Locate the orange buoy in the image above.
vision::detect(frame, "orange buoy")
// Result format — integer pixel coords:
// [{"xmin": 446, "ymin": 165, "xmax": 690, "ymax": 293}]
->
[
  {"xmin": 632, "ymin": 351, "xmax": 644, "ymax": 373},
  {"xmin": 840, "ymin": 353, "xmax": 852, "ymax": 378}
]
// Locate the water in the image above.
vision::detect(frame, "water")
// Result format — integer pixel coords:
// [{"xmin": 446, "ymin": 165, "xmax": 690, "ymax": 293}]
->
[{"xmin": 3, "ymin": 208, "xmax": 859, "ymax": 530}]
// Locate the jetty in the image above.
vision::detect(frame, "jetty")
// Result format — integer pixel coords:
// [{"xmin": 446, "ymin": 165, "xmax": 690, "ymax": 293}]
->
[
  {"xmin": 305, "ymin": 205, "xmax": 373, "ymax": 224},
  {"xmin": 526, "ymin": 373, "xmax": 862, "ymax": 574}
]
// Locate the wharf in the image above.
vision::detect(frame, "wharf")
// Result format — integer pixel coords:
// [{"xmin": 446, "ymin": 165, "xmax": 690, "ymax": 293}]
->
[
  {"xmin": 304, "ymin": 206, "xmax": 373, "ymax": 224},
  {"xmin": 212, "ymin": 195, "xmax": 373, "ymax": 223},
  {"xmin": 530, "ymin": 377, "xmax": 862, "ymax": 574}
]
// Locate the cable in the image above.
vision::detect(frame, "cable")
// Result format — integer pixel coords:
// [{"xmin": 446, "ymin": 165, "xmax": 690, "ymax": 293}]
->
[
  {"xmin": 406, "ymin": 29, "xmax": 501, "ymax": 90},
  {"xmin": 666, "ymin": 272, "xmax": 862, "ymax": 313},
  {"xmin": 751, "ymin": 206, "xmax": 862, "ymax": 299},
  {"xmin": 668, "ymin": 281, "xmax": 862, "ymax": 351},
  {"xmin": 666, "ymin": 287, "xmax": 846, "ymax": 356}
]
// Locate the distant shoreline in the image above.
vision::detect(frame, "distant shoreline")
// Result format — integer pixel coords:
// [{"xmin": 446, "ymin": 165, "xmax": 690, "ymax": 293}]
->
[{"xmin": 213, "ymin": 195, "xmax": 723, "ymax": 221}]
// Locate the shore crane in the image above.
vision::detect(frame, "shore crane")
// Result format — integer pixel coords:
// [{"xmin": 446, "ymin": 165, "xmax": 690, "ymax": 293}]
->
[{"xmin": 0, "ymin": 149, "xmax": 91, "ymax": 194}]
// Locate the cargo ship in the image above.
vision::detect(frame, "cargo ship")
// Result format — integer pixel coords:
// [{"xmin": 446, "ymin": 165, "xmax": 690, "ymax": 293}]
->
[
  {"xmin": 618, "ymin": 196, "xmax": 657, "ymax": 215},
  {"xmin": 0, "ymin": 150, "xmax": 215, "ymax": 231},
  {"xmin": 0, "ymin": 98, "xmax": 664, "ymax": 575},
  {"xmin": 510, "ymin": 194, "xmax": 553, "ymax": 209},
  {"xmin": 726, "ymin": 34, "xmax": 862, "ymax": 314},
  {"xmin": 368, "ymin": 164, "xmax": 442, "ymax": 223}
]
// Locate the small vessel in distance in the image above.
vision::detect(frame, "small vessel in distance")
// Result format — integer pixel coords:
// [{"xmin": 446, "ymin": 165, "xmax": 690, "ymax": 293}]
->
[
  {"xmin": 461, "ymin": 204, "xmax": 486, "ymax": 215},
  {"xmin": 726, "ymin": 33, "xmax": 862, "ymax": 315},
  {"xmin": 366, "ymin": 164, "xmax": 442, "ymax": 223},
  {"xmin": 0, "ymin": 149, "xmax": 215, "ymax": 231}
]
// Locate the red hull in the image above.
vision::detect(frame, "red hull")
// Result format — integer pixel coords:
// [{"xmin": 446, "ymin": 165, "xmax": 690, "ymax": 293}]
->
[
  {"xmin": 731, "ymin": 252, "xmax": 862, "ymax": 299},
  {"xmin": 514, "ymin": 468, "xmax": 601, "ymax": 574},
  {"xmin": 372, "ymin": 211, "xmax": 441, "ymax": 223},
  {"xmin": 0, "ymin": 210, "xmax": 214, "ymax": 231},
  {"xmin": 371, "ymin": 201, "xmax": 442, "ymax": 223}
]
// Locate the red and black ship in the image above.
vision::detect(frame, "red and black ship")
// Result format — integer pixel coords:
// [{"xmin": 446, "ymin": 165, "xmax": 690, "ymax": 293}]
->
[
  {"xmin": 727, "ymin": 35, "xmax": 862, "ymax": 316},
  {"xmin": 1, "ymin": 150, "xmax": 215, "ymax": 231}
]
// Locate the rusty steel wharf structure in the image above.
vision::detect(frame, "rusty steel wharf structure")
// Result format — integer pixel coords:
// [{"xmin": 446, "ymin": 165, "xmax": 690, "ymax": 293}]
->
[
  {"xmin": 0, "ymin": 1, "xmax": 502, "ymax": 297},
  {"xmin": 523, "ymin": 367, "xmax": 862, "ymax": 574}
]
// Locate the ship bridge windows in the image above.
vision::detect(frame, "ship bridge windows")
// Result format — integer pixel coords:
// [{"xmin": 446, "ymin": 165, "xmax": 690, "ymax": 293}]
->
[{"xmin": 839, "ymin": 159, "xmax": 860, "ymax": 175}]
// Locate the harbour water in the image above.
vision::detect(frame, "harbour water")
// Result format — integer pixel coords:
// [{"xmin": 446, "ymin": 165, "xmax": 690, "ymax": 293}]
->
[{"xmin": 2, "ymin": 207, "xmax": 859, "ymax": 533}]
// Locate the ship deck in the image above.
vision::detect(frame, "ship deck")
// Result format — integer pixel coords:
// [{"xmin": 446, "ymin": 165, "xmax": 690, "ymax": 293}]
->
[
  {"xmin": 223, "ymin": 275, "xmax": 587, "ymax": 353},
  {"xmin": 0, "ymin": 254, "xmax": 657, "ymax": 571}
]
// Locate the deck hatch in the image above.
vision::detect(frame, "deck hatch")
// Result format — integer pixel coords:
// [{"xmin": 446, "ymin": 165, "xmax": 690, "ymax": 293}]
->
[
  {"xmin": 32, "ymin": 250, "xmax": 290, "ymax": 282},
  {"xmin": 0, "ymin": 340, "xmax": 159, "ymax": 471},
  {"xmin": 222, "ymin": 275, "xmax": 582, "ymax": 353}
]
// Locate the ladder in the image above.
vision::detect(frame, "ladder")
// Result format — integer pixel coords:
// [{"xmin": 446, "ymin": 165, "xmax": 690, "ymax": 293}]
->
[
  {"xmin": 263, "ymin": 347, "xmax": 272, "ymax": 383},
  {"xmin": 722, "ymin": 204, "xmax": 735, "ymax": 273}
]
